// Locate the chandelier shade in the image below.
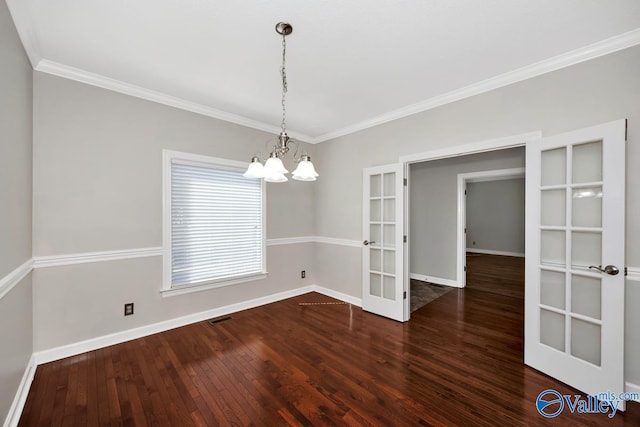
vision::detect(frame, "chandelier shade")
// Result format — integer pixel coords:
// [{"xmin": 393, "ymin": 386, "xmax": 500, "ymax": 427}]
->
[
  {"xmin": 292, "ymin": 155, "xmax": 319, "ymax": 181},
  {"xmin": 244, "ymin": 22, "xmax": 318, "ymax": 183},
  {"xmin": 242, "ymin": 157, "xmax": 265, "ymax": 178}
]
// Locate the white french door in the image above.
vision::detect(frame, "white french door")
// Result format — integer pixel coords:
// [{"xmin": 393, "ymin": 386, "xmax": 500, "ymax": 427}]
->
[
  {"xmin": 525, "ymin": 120, "xmax": 626, "ymax": 404},
  {"xmin": 362, "ymin": 163, "xmax": 406, "ymax": 322}
]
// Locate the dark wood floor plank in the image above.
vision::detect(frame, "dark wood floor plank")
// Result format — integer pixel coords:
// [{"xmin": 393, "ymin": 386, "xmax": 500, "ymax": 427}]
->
[{"xmin": 19, "ymin": 261, "xmax": 639, "ymax": 427}]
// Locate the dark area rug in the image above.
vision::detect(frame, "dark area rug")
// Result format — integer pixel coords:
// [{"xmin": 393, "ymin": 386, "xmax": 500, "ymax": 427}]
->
[{"xmin": 410, "ymin": 279, "xmax": 454, "ymax": 312}]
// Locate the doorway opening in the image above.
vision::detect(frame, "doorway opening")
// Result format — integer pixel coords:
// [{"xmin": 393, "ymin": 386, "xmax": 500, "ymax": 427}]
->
[
  {"xmin": 457, "ymin": 167, "xmax": 525, "ymax": 292},
  {"xmin": 400, "ymin": 131, "xmax": 540, "ymax": 316}
]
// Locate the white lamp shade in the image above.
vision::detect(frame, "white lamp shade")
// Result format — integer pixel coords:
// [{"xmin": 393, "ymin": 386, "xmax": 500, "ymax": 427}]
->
[
  {"xmin": 264, "ymin": 172, "xmax": 288, "ymax": 183},
  {"xmin": 243, "ymin": 160, "xmax": 265, "ymax": 178},
  {"xmin": 264, "ymin": 157, "xmax": 288, "ymax": 175},
  {"xmin": 292, "ymin": 159, "xmax": 319, "ymax": 181}
]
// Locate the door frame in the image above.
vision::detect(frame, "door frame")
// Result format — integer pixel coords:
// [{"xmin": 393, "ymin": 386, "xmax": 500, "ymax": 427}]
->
[
  {"xmin": 400, "ymin": 131, "xmax": 541, "ymax": 299},
  {"xmin": 456, "ymin": 167, "xmax": 525, "ymax": 288}
]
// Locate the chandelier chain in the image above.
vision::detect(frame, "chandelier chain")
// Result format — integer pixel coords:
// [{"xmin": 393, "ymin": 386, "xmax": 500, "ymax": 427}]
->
[{"xmin": 280, "ymin": 32, "xmax": 288, "ymax": 133}]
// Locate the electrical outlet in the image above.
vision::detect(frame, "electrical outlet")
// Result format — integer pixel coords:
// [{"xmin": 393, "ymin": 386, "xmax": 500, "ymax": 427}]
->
[
  {"xmin": 124, "ymin": 303, "xmax": 134, "ymax": 316},
  {"xmin": 301, "ymin": 270, "xmax": 306, "ymax": 279}
]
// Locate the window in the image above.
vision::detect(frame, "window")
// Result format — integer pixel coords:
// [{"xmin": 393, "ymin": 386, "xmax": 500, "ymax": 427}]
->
[{"xmin": 162, "ymin": 150, "xmax": 266, "ymax": 296}]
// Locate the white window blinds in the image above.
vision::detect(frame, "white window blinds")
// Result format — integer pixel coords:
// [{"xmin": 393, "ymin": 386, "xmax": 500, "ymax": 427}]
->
[{"xmin": 170, "ymin": 159, "xmax": 264, "ymax": 288}]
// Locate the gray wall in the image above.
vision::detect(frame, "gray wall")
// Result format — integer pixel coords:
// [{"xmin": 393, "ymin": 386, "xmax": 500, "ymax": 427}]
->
[
  {"xmin": 466, "ymin": 178, "xmax": 525, "ymax": 255},
  {"xmin": 409, "ymin": 149, "xmax": 524, "ymax": 281},
  {"xmin": 0, "ymin": 0, "xmax": 33, "ymax": 422},
  {"xmin": 315, "ymin": 45, "xmax": 640, "ymax": 385},
  {"xmin": 32, "ymin": 72, "xmax": 317, "ymax": 351}
]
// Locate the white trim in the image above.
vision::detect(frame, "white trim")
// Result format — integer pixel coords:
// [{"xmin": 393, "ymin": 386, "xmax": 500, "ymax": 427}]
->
[
  {"xmin": 400, "ymin": 132, "xmax": 540, "ymax": 164},
  {"xmin": 310, "ymin": 285, "xmax": 362, "ymax": 307},
  {"xmin": 162, "ymin": 150, "xmax": 267, "ymax": 293},
  {"xmin": 35, "ymin": 60, "xmax": 314, "ymax": 143},
  {"xmin": 25, "ymin": 237, "xmax": 358, "ymax": 271},
  {"xmin": 410, "ymin": 273, "xmax": 461, "ymax": 288},
  {"xmin": 0, "ymin": 260, "xmax": 33, "ymax": 300},
  {"xmin": 7, "ymin": 0, "xmax": 640, "ymax": 147},
  {"xmin": 314, "ymin": 29, "xmax": 640, "ymax": 143},
  {"xmin": 625, "ymin": 382, "xmax": 640, "ymax": 403},
  {"xmin": 466, "ymin": 248, "xmax": 525, "ymax": 258},
  {"xmin": 34, "ymin": 286, "xmax": 312, "ymax": 364},
  {"xmin": 5, "ymin": 0, "xmax": 42, "ymax": 68},
  {"xmin": 160, "ymin": 273, "xmax": 268, "ymax": 298},
  {"xmin": 3, "ymin": 355, "xmax": 37, "ymax": 427},
  {"xmin": 32, "ymin": 284, "xmax": 356, "ymax": 365},
  {"xmin": 266, "ymin": 236, "xmax": 315, "ymax": 246},
  {"xmin": 314, "ymin": 236, "xmax": 361, "ymax": 248},
  {"xmin": 32, "ymin": 247, "xmax": 162, "ymax": 269},
  {"xmin": 626, "ymin": 267, "xmax": 640, "ymax": 282}
]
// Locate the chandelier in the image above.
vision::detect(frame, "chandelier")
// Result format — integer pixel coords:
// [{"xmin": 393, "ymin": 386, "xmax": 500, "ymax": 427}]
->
[{"xmin": 243, "ymin": 22, "xmax": 318, "ymax": 183}]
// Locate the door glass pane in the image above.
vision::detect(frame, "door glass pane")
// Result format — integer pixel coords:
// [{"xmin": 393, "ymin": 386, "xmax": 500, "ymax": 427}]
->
[
  {"xmin": 383, "ymin": 250, "xmax": 395, "ymax": 274},
  {"xmin": 571, "ymin": 318, "xmax": 601, "ymax": 366},
  {"xmin": 383, "ymin": 199, "xmax": 395, "ymax": 221},
  {"xmin": 571, "ymin": 275, "xmax": 601, "ymax": 320},
  {"xmin": 383, "ymin": 275, "xmax": 395, "ymax": 300},
  {"xmin": 541, "ymin": 148, "xmax": 566, "ymax": 186},
  {"xmin": 571, "ymin": 232, "xmax": 601, "ymax": 268},
  {"xmin": 370, "ymin": 174, "xmax": 381, "ymax": 197},
  {"xmin": 572, "ymin": 141, "xmax": 602, "ymax": 184},
  {"xmin": 370, "ymin": 199, "xmax": 381, "ymax": 222},
  {"xmin": 572, "ymin": 187, "xmax": 602, "ymax": 227},
  {"xmin": 383, "ymin": 173, "xmax": 395, "ymax": 197},
  {"xmin": 370, "ymin": 224, "xmax": 381, "ymax": 245},
  {"xmin": 370, "ymin": 249, "xmax": 381, "ymax": 272},
  {"xmin": 370, "ymin": 274, "xmax": 381, "ymax": 297},
  {"xmin": 541, "ymin": 230, "xmax": 565, "ymax": 265},
  {"xmin": 540, "ymin": 309, "xmax": 565, "ymax": 351},
  {"xmin": 540, "ymin": 270, "xmax": 565, "ymax": 309},
  {"xmin": 541, "ymin": 190, "xmax": 566, "ymax": 226},
  {"xmin": 383, "ymin": 225, "xmax": 395, "ymax": 247}
]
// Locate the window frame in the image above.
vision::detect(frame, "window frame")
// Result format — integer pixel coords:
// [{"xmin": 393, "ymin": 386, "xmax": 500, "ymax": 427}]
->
[{"xmin": 162, "ymin": 149, "xmax": 267, "ymax": 297}]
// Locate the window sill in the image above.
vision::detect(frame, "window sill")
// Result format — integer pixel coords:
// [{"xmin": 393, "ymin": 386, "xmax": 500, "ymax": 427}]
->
[{"xmin": 161, "ymin": 273, "xmax": 268, "ymax": 298}]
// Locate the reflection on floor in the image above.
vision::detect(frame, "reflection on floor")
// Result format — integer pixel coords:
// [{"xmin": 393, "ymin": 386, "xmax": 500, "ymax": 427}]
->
[
  {"xmin": 410, "ymin": 279, "xmax": 453, "ymax": 312},
  {"xmin": 466, "ymin": 253, "xmax": 525, "ymax": 299}
]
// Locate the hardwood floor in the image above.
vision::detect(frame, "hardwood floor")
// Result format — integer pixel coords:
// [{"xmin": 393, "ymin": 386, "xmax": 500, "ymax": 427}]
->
[
  {"xmin": 20, "ymin": 290, "xmax": 639, "ymax": 426},
  {"xmin": 466, "ymin": 253, "xmax": 525, "ymax": 299}
]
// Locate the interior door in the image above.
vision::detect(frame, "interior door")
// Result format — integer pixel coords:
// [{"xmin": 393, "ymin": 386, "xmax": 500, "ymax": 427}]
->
[
  {"xmin": 525, "ymin": 120, "xmax": 626, "ymax": 405},
  {"xmin": 362, "ymin": 163, "xmax": 406, "ymax": 322}
]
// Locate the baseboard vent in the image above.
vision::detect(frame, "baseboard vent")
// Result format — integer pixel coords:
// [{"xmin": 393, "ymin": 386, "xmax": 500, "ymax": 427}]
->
[{"xmin": 208, "ymin": 316, "xmax": 232, "ymax": 325}]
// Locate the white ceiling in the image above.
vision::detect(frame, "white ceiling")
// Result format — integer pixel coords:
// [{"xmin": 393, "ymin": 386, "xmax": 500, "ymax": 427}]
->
[{"xmin": 7, "ymin": 0, "xmax": 640, "ymax": 142}]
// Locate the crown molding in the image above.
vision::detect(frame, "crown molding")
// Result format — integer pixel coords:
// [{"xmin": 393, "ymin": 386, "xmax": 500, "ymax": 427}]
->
[
  {"xmin": 5, "ymin": 0, "xmax": 42, "ymax": 68},
  {"xmin": 8, "ymin": 0, "xmax": 640, "ymax": 145},
  {"xmin": 34, "ymin": 60, "xmax": 315, "ymax": 144},
  {"xmin": 312, "ymin": 28, "xmax": 640, "ymax": 143}
]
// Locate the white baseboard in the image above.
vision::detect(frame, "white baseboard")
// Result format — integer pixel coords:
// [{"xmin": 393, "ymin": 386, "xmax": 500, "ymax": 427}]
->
[
  {"xmin": 33, "ymin": 284, "xmax": 359, "ymax": 365},
  {"xmin": 3, "ymin": 354, "xmax": 36, "ymax": 427},
  {"xmin": 626, "ymin": 382, "xmax": 640, "ymax": 403},
  {"xmin": 35, "ymin": 286, "xmax": 313, "ymax": 364},
  {"xmin": 311, "ymin": 285, "xmax": 362, "ymax": 306},
  {"xmin": 410, "ymin": 273, "xmax": 461, "ymax": 288},
  {"xmin": 466, "ymin": 248, "xmax": 525, "ymax": 257}
]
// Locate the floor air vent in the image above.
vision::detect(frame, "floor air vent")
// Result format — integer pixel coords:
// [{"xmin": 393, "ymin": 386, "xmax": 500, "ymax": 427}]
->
[{"xmin": 208, "ymin": 316, "xmax": 232, "ymax": 325}]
